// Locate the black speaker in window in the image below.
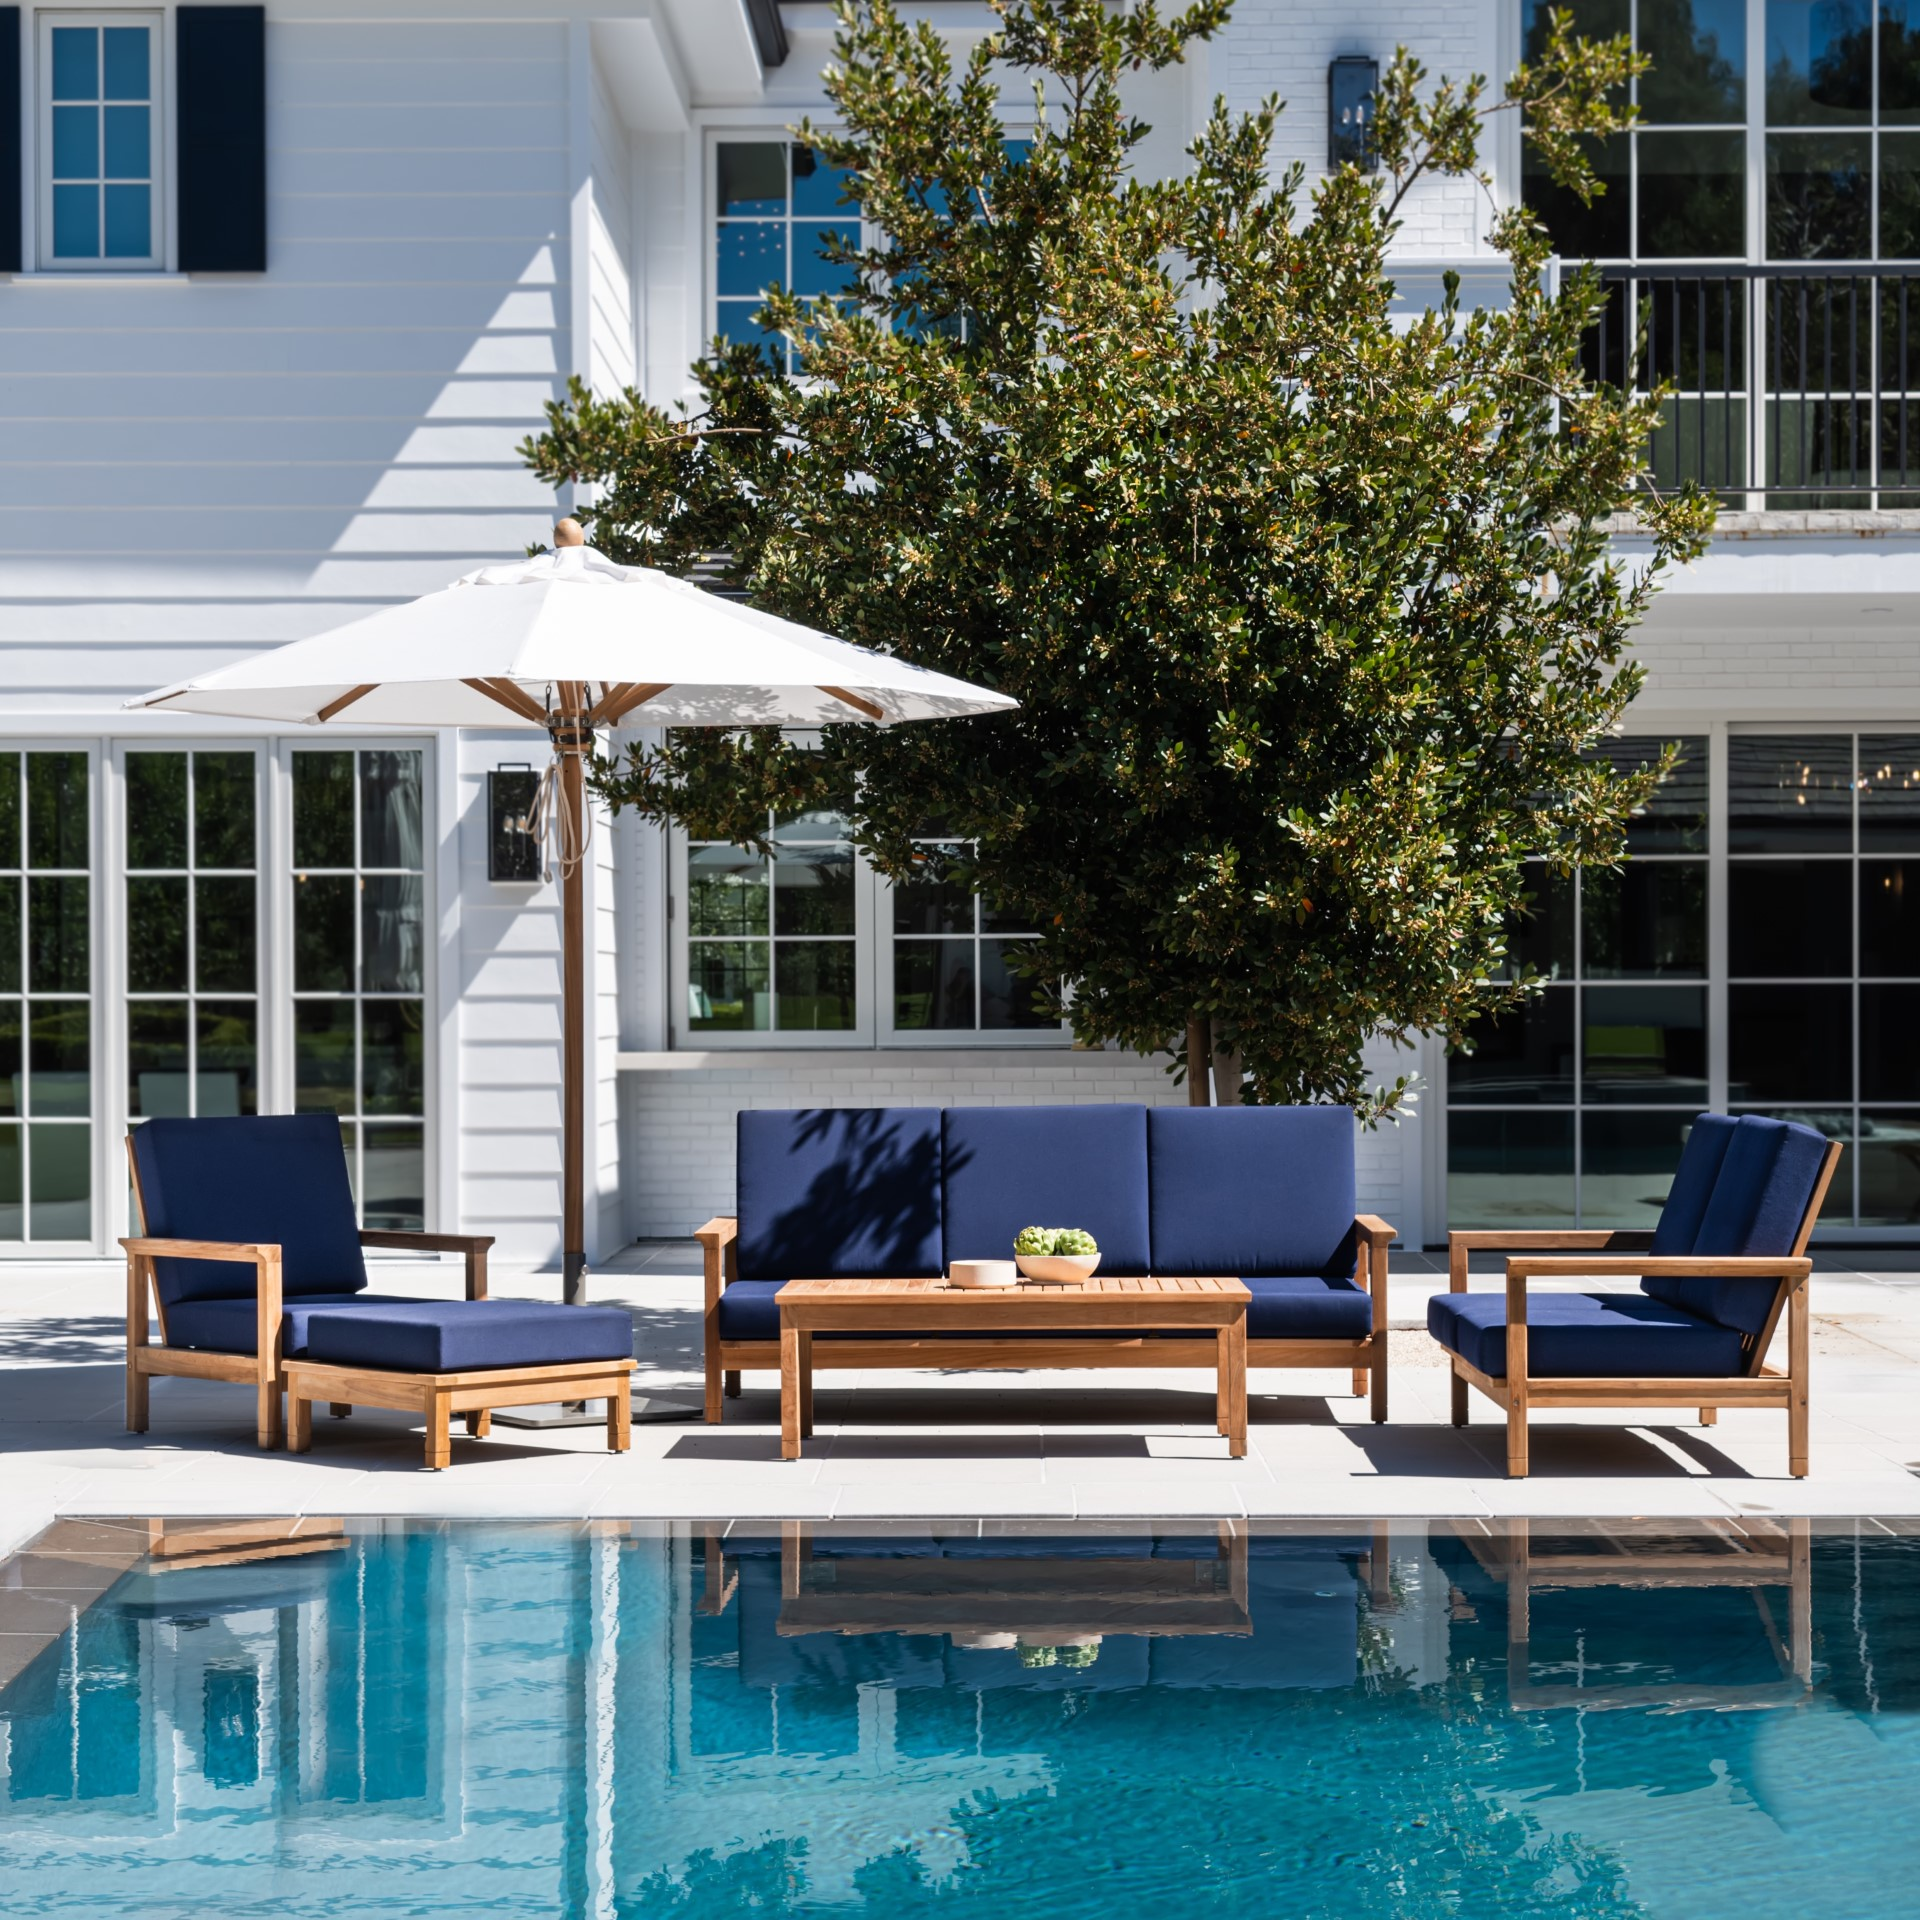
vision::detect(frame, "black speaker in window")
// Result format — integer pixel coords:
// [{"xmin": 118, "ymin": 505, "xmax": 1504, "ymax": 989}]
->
[
  {"xmin": 488, "ymin": 767, "xmax": 541, "ymax": 882},
  {"xmin": 1328, "ymin": 56, "xmax": 1380, "ymax": 173}
]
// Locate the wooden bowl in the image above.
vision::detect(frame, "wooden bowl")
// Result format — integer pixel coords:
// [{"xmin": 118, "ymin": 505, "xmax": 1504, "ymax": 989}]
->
[{"xmin": 1014, "ymin": 1252, "xmax": 1101, "ymax": 1285}]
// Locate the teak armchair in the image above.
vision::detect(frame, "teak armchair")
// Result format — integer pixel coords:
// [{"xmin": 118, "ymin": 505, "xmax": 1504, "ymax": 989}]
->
[
  {"xmin": 1431, "ymin": 1114, "xmax": 1841, "ymax": 1478},
  {"xmin": 124, "ymin": 1114, "xmax": 492, "ymax": 1449}
]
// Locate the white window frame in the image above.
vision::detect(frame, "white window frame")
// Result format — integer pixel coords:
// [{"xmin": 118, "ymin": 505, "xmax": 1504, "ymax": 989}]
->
[{"xmin": 35, "ymin": 9, "xmax": 168, "ymax": 274}]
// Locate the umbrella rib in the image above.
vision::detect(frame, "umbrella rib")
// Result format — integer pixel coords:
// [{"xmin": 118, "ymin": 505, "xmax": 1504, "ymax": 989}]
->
[
  {"xmin": 463, "ymin": 677, "xmax": 547, "ymax": 725},
  {"xmin": 589, "ymin": 682, "xmax": 672, "ymax": 727},
  {"xmin": 315, "ymin": 684, "xmax": 378, "ymax": 723},
  {"xmin": 818, "ymin": 685, "xmax": 886, "ymax": 722}
]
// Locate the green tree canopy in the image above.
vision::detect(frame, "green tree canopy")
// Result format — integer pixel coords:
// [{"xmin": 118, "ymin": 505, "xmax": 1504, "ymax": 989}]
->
[{"xmin": 523, "ymin": 0, "xmax": 1709, "ymax": 1111}]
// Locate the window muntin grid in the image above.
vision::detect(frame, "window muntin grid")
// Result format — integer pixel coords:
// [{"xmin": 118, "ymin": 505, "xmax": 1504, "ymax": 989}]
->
[
  {"xmin": 889, "ymin": 840, "xmax": 1053, "ymax": 1032},
  {"xmin": 40, "ymin": 13, "xmax": 163, "ymax": 269}
]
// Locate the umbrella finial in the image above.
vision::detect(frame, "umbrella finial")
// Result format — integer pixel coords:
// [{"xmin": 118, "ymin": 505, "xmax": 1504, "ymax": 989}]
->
[{"xmin": 553, "ymin": 517, "xmax": 586, "ymax": 548}]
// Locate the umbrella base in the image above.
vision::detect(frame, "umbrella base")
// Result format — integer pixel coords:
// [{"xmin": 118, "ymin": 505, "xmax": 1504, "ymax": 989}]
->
[{"xmin": 492, "ymin": 1395, "xmax": 702, "ymax": 1429}]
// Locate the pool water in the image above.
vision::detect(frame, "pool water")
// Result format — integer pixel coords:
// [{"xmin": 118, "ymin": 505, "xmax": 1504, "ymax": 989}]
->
[{"xmin": 2, "ymin": 1517, "xmax": 1918, "ymax": 1918}]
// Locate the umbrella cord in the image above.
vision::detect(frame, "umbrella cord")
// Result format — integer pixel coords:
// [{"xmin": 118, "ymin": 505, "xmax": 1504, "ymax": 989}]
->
[{"xmin": 528, "ymin": 754, "xmax": 591, "ymax": 885}]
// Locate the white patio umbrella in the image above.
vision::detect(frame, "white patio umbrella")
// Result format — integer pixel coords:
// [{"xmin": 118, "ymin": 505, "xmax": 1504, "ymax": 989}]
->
[{"xmin": 130, "ymin": 526, "xmax": 1015, "ymax": 1307}]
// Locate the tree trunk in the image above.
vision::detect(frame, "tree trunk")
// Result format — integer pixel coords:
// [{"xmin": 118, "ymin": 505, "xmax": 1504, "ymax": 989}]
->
[
  {"xmin": 1212, "ymin": 1039, "xmax": 1246, "ymax": 1106},
  {"xmin": 1186, "ymin": 1018, "xmax": 1211, "ymax": 1105}
]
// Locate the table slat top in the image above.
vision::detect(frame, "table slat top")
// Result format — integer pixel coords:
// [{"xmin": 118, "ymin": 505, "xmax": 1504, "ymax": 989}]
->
[{"xmin": 778, "ymin": 1275, "xmax": 1249, "ymax": 1300}]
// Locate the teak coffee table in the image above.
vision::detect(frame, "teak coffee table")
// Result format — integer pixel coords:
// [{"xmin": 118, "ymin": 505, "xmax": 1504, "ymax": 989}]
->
[{"xmin": 773, "ymin": 1275, "xmax": 1251, "ymax": 1461}]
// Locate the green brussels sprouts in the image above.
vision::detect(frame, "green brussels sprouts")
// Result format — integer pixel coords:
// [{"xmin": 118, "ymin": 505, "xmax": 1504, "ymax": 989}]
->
[{"xmin": 1013, "ymin": 1225, "xmax": 1101, "ymax": 1256}]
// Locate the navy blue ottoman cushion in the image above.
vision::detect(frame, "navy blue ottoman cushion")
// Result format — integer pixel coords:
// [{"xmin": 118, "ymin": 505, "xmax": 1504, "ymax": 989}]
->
[
  {"xmin": 942, "ymin": 1105, "xmax": 1152, "ymax": 1272},
  {"xmin": 302, "ymin": 1300, "xmax": 633, "ymax": 1374},
  {"xmin": 1246, "ymin": 1275, "xmax": 1372, "ymax": 1341},
  {"xmin": 736, "ymin": 1109, "xmax": 943, "ymax": 1282},
  {"xmin": 167, "ymin": 1292, "xmax": 426, "ymax": 1358},
  {"xmin": 1428, "ymin": 1289, "xmax": 1742, "ymax": 1379}
]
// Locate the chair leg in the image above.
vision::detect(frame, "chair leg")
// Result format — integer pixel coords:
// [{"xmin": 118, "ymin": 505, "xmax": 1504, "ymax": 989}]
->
[
  {"xmin": 1506, "ymin": 1397, "xmax": 1529, "ymax": 1479},
  {"xmin": 608, "ymin": 1377, "xmax": 631, "ymax": 1453},
  {"xmin": 426, "ymin": 1389, "xmax": 452, "ymax": 1471},
  {"xmin": 288, "ymin": 1391, "xmax": 313, "ymax": 1455},
  {"xmin": 725, "ymin": 1370, "xmax": 742, "ymax": 1399},
  {"xmin": 1789, "ymin": 1274, "xmax": 1811, "ymax": 1478},
  {"xmin": 1450, "ymin": 1365, "xmax": 1468, "ymax": 1428},
  {"xmin": 256, "ymin": 1372, "xmax": 282, "ymax": 1451},
  {"xmin": 126, "ymin": 1357, "xmax": 149, "ymax": 1434},
  {"xmin": 705, "ymin": 1345, "xmax": 724, "ymax": 1424},
  {"xmin": 466, "ymin": 1408, "xmax": 491, "ymax": 1438},
  {"xmin": 1699, "ymin": 1406, "xmax": 1718, "ymax": 1426},
  {"xmin": 1351, "ymin": 1368, "xmax": 1366, "ymax": 1399},
  {"xmin": 330, "ymin": 1402, "xmax": 352, "ymax": 1419},
  {"xmin": 1369, "ymin": 1335, "xmax": 1388, "ymax": 1425}
]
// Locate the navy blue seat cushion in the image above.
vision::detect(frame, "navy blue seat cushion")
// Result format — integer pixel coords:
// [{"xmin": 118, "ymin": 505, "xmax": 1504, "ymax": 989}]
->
[
  {"xmin": 1429, "ymin": 1289, "xmax": 1743, "ymax": 1379},
  {"xmin": 942, "ymin": 1106, "xmax": 1151, "ymax": 1272},
  {"xmin": 302, "ymin": 1301, "xmax": 633, "ymax": 1374},
  {"xmin": 1646, "ymin": 1113, "xmax": 1740, "ymax": 1256},
  {"xmin": 736, "ymin": 1109, "xmax": 942, "ymax": 1282},
  {"xmin": 133, "ymin": 1114, "xmax": 368, "ymax": 1306},
  {"xmin": 1246, "ymin": 1275, "xmax": 1371, "ymax": 1340},
  {"xmin": 1641, "ymin": 1115, "xmax": 1831, "ymax": 1336},
  {"xmin": 165, "ymin": 1292, "xmax": 425, "ymax": 1358},
  {"xmin": 1148, "ymin": 1107, "xmax": 1357, "ymax": 1280}
]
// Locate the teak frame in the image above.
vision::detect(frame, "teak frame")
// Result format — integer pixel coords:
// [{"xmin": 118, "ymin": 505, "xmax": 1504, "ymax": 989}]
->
[
  {"xmin": 122, "ymin": 1134, "xmax": 495, "ymax": 1448},
  {"xmin": 1443, "ymin": 1140, "xmax": 1843, "ymax": 1479},
  {"xmin": 694, "ymin": 1212, "xmax": 1396, "ymax": 1425}
]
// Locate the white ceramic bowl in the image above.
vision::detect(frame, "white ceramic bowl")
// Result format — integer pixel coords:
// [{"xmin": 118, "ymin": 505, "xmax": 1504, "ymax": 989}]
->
[
  {"xmin": 1014, "ymin": 1252, "xmax": 1101, "ymax": 1285},
  {"xmin": 948, "ymin": 1259, "xmax": 1019, "ymax": 1290}
]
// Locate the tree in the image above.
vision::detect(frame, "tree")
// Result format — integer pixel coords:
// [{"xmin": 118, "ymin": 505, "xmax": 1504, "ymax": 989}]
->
[{"xmin": 522, "ymin": 0, "xmax": 1710, "ymax": 1112}]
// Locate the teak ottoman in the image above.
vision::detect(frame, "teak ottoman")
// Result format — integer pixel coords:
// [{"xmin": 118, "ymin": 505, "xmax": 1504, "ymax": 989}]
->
[{"xmin": 281, "ymin": 1299, "xmax": 637, "ymax": 1470}]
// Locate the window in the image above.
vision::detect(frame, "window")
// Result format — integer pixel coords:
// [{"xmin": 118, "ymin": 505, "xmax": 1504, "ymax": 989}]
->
[
  {"xmin": 124, "ymin": 750, "xmax": 260, "ymax": 1123},
  {"xmin": 1728, "ymin": 732, "xmax": 1920, "ymax": 1225},
  {"xmin": 887, "ymin": 839, "xmax": 1054, "ymax": 1033},
  {"xmin": 291, "ymin": 750, "xmax": 426, "ymax": 1229},
  {"xmin": 713, "ymin": 140, "xmax": 860, "ymax": 371},
  {"xmin": 39, "ymin": 12, "xmax": 163, "ymax": 270},
  {"xmin": 1447, "ymin": 737, "xmax": 1709, "ymax": 1229},
  {"xmin": 0, "ymin": 752, "xmax": 93, "ymax": 1243}
]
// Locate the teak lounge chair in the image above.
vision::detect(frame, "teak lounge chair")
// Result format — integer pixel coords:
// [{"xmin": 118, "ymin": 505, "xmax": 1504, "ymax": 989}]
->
[
  {"xmin": 124, "ymin": 1113, "xmax": 636, "ymax": 1466},
  {"xmin": 1430, "ymin": 1113, "xmax": 1841, "ymax": 1478}
]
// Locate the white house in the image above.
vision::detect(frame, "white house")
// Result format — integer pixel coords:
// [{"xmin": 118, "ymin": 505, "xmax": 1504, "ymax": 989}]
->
[{"xmin": 0, "ymin": 0, "xmax": 1916, "ymax": 1270}]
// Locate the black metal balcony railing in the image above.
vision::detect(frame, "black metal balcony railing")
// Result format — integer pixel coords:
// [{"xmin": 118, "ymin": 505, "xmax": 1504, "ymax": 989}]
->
[{"xmin": 1584, "ymin": 265, "xmax": 1920, "ymax": 508}]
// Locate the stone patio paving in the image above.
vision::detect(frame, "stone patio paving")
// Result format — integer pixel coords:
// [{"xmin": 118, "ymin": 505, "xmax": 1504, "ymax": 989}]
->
[{"xmin": 5, "ymin": 1242, "xmax": 1920, "ymax": 1560}]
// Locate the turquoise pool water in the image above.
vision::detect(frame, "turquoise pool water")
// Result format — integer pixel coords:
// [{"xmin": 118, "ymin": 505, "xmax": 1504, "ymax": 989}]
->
[{"xmin": 1, "ymin": 1518, "xmax": 1917, "ymax": 1917}]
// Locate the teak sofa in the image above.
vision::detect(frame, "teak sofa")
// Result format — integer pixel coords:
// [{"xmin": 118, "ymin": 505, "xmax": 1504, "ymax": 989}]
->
[
  {"xmin": 124, "ymin": 1113, "xmax": 636, "ymax": 1466},
  {"xmin": 695, "ymin": 1104, "xmax": 1394, "ymax": 1422},
  {"xmin": 1430, "ymin": 1113, "xmax": 1841, "ymax": 1478}
]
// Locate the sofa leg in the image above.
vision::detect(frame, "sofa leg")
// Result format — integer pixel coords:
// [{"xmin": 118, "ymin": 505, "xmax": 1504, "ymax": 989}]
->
[
  {"xmin": 1699, "ymin": 1406, "xmax": 1718, "ymax": 1427},
  {"xmin": 426, "ymin": 1390, "xmax": 452, "ymax": 1471},
  {"xmin": 1450, "ymin": 1367, "xmax": 1468, "ymax": 1428},
  {"xmin": 256, "ymin": 1377, "xmax": 282, "ymax": 1451},
  {"xmin": 126, "ymin": 1359, "xmax": 149, "ymax": 1434},
  {"xmin": 1505, "ymin": 1399, "xmax": 1529, "ymax": 1479},
  {"xmin": 608, "ymin": 1378, "xmax": 631, "ymax": 1454},
  {"xmin": 725, "ymin": 1370, "xmax": 741, "ymax": 1399},
  {"xmin": 330, "ymin": 1402, "xmax": 352, "ymax": 1419},
  {"xmin": 466, "ymin": 1408, "xmax": 491, "ymax": 1438},
  {"xmin": 1351, "ymin": 1368, "xmax": 1366, "ymax": 1399},
  {"xmin": 705, "ymin": 1352, "xmax": 724, "ymax": 1424},
  {"xmin": 1369, "ymin": 1340, "xmax": 1387, "ymax": 1425}
]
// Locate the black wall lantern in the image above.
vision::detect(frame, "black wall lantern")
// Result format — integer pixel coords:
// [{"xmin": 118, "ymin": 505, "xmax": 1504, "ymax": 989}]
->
[
  {"xmin": 488, "ymin": 766, "xmax": 542, "ymax": 882},
  {"xmin": 1328, "ymin": 56, "xmax": 1380, "ymax": 172}
]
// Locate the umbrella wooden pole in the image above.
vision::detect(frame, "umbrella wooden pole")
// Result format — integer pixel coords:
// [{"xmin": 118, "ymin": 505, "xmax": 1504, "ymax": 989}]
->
[{"xmin": 561, "ymin": 741, "xmax": 587, "ymax": 1305}]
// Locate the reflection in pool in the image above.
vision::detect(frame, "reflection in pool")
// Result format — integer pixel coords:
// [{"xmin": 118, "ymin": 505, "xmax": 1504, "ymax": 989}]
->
[{"xmin": 2, "ymin": 1516, "xmax": 1919, "ymax": 1916}]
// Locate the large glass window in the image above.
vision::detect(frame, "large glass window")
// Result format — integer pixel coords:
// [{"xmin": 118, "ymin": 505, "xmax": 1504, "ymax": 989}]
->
[
  {"xmin": 1448, "ymin": 737, "xmax": 1709, "ymax": 1228},
  {"xmin": 39, "ymin": 13, "xmax": 163, "ymax": 271},
  {"xmin": 0, "ymin": 752, "xmax": 93, "ymax": 1242},
  {"xmin": 124, "ymin": 751, "xmax": 259, "ymax": 1124},
  {"xmin": 713, "ymin": 141, "xmax": 859, "ymax": 372},
  {"xmin": 887, "ymin": 839, "xmax": 1053, "ymax": 1033},
  {"xmin": 291, "ymin": 750, "xmax": 426, "ymax": 1229},
  {"xmin": 1729, "ymin": 732, "xmax": 1920, "ymax": 1225}
]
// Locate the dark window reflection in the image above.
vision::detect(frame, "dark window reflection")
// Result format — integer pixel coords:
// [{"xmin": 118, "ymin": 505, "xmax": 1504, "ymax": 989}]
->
[
  {"xmin": 1729, "ymin": 983, "xmax": 1853, "ymax": 1098},
  {"xmin": 1887, "ymin": 0, "xmax": 1920, "ymax": 121},
  {"xmin": 1591, "ymin": 735, "xmax": 1709, "ymax": 853},
  {"xmin": 1581, "ymin": 1109, "xmax": 1701, "ymax": 1229},
  {"xmin": 1767, "ymin": 133, "xmax": 1873, "ymax": 258},
  {"xmin": 774, "ymin": 941, "xmax": 856, "ymax": 1031},
  {"xmin": 1583, "ymin": 862, "xmax": 1707, "ymax": 976},
  {"xmin": 1448, "ymin": 1109, "xmax": 1575, "ymax": 1226},
  {"xmin": 1861, "ymin": 859, "xmax": 1920, "ymax": 973},
  {"xmin": 1767, "ymin": 0, "xmax": 1872, "ymax": 125},
  {"xmin": 894, "ymin": 940, "xmax": 973, "ymax": 1030},
  {"xmin": 1582, "ymin": 985, "xmax": 1708, "ymax": 1102},
  {"xmin": 1859, "ymin": 735, "xmax": 1920, "ymax": 847},
  {"xmin": 1640, "ymin": 0, "xmax": 1747, "ymax": 123},
  {"xmin": 981, "ymin": 940, "xmax": 1054, "ymax": 1028},
  {"xmin": 1502, "ymin": 864, "xmax": 1574, "ymax": 980},
  {"xmin": 1639, "ymin": 130, "xmax": 1746, "ymax": 255},
  {"xmin": 1729, "ymin": 859, "xmax": 1852, "ymax": 974},
  {"xmin": 1862, "ymin": 983, "xmax": 1920, "ymax": 1096},
  {"xmin": 1449, "ymin": 989, "xmax": 1576, "ymax": 1104},
  {"xmin": 1523, "ymin": 134, "xmax": 1629, "ymax": 259},
  {"xmin": 1881, "ymin": 133, "xmax": 1920, "ymax": 254},
  {"xmin": 1860, "ymin": 1106, "xmax": 1920, "ymax": 1221},
  {"xmin": 1729, "ymin": 736, "xmax": 1854, "ymax": 850}
]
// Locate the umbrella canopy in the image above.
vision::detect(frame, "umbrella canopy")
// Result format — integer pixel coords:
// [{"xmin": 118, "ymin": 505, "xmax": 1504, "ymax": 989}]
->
[{"xmin": 128, "ymin": 544, "xmax": 1015, "ymax": 730}]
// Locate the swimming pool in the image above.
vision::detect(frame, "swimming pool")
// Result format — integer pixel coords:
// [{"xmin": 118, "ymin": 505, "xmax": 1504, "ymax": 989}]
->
[{"xmin": 1, "ymin": 1516, "xmax": 1916, "ymax": 1917}]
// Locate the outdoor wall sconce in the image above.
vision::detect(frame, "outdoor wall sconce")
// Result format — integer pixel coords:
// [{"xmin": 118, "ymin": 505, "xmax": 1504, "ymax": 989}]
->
[
  {"xmin": 488, "ymin": 766, "xmax": 542, "ymax": 882},
  {"xmin": 1328, "ymin": 56, "xmax": 1380, "ymax": 172}
]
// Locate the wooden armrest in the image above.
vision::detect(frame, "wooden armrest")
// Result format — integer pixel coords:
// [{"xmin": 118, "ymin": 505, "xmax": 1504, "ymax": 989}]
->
[
  {"xmin": 1355, "ymin": 1214, "xmax": 1396, "ymax": 1240},
  {"xmin": 1507, "ymin": 1255, "xmax": 1810, "ymax": 1281},
  {"xmin": 360, "ymin": 1230, "xmax": 495, "ymax": 1254},
  {"xmin": 359, "ymin": 1229, "xmax": 491, "ymax": 1300},
  {"xmin": 697, "ymin": 1216, "xmax": 736, "ymax": 1312},
  {"xmin": 120, "ymin": 1236, "xmax": 281, "ymax": 1263},
  {"xmin": 694, "ymin": 1216, "xmax": 738, "ymax": 1248},
  {"xmin": 1449, "ymin": 1229, "xmax": 1656, "ymax": 1252}
]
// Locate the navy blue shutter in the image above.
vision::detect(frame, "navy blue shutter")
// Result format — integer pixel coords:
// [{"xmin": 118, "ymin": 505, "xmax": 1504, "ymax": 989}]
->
[
  {"xmin": 0, "ymin": 10, "xmax": 20, "ymax": 274},
  {"xmin": 176, "ymin": 6, "xmax": 266, "ymax": 271}
]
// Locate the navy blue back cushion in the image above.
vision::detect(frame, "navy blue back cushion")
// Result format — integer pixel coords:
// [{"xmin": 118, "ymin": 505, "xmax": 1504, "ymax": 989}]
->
[
  {"xmin": 1148, "ymin": 1107, "xmax": 1356, "ymax": 1278},
  {"xmin": 1641, "ymin": 1115, "xmax": 1831, "ymax": 1336},
  {"xmin": 941, "ymin": 1106, "xmax": 1151, "ymax": 1273},
  {"xmin": 132, "ymin": 1114, "xmax": 368, "ymax": 1306},
  {"xmin": 1646, "ymin": 1113, "xmax": 1739, "ymax": 1256},
  {"xmin": 735, "ymin": 1109, "xmax": 943, "ymax": 1281}
]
